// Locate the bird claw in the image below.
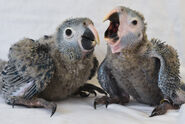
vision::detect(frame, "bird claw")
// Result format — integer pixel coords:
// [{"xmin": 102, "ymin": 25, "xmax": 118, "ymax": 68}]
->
[
  {"xmin": 50, "ymin": 104, "xmax": 57, "ymax": 117},
  {"xmin": 92, "ymin": 90, "xmax": 97, "ymax": 96},
  {"xmin": 105, "ymin": 101, "xmax": 109, "ymax": 108},
  {"xmin": 150, "ymin": 105, "xmax": 166, "ymax": 117},
  {"xmin": 79, "ymin": 92, "xmax": 90, "ymax": 97},
  {"xmin": 93, "ymin": 96, "xmax": 110, "ymax": 109},
  {"xmin": 150, "ymin": 108, "xmax": 158, "ymax": 117},
  {"xmin": 94, "ymin": 101, "xmax": 97, "ymax": 109},
  {"xmin": 74, "ymin": 83, "xmax": 107, "ymax": 98},
  {"xmin": 149, "ymin": 100, "xmax": 179, "ymax": 117},
  {"xmin": 93, "ymin": 96, "xmax": 129, "ymax": 109},
  {"xmin": 9, "ymin": 97, "xmax": 57, "ymax": 117},
  {"xmin": 12, "ymin": 99, "xmax": 15, "ymax": 108}
]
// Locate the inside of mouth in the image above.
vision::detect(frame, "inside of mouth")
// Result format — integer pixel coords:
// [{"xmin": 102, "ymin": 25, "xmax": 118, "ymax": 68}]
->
[{"xmin": 104, "ymin": 13, "xmax": 120, "ymax": 42}]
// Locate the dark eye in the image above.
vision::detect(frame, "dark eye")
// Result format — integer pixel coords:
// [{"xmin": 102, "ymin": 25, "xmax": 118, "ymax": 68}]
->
[
  {"xmin": 132, "ymin": 20, "xmax": 138, "ymax": 25},
  {"xmin": 83, "ymin": 22, "xmax": 86, "ymax": 26},
  {"xmin": 65, "ymin": 28, "xmax": 72, "ymax": 36}
]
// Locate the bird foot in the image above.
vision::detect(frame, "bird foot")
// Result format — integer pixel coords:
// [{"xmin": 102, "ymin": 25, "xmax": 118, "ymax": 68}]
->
[
  {"xmin": 150, "ymin": 99, "xmax": 179, "ymax": 117},
  {"xmin": 10, "ymin": 97, "xmax": 57, "ymax": 117},
  {"xmin": 94, "ymin": 96, "xmax": 129, "ymax": 109},
  {"xmin": 74, "ymin": 83, "xmax": 107, "ymax": 97}
]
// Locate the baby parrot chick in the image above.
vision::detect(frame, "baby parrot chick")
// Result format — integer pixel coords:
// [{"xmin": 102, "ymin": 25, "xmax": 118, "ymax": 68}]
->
[
  {"xmin": 0, "ymin": 18, "xmax": 106, "ymax": 116},
  {"xmin": 94, "ymin": 6, "xmax": 184, "ymax": 117}
]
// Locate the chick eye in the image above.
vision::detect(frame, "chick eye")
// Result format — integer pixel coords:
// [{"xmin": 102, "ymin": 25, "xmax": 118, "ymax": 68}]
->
[
  {"xmin": 132, "ymin": 20, "xmax": 138, "ymax": 25},
  {"xmin": 65, "ymin": 28, "xmax": 72, "ymax": 36}
]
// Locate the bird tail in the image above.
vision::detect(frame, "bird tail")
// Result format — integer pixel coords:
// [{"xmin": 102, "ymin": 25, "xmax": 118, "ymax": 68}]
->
[{"xmin": 0, "ymin": 59, "xmax": 7, "ymax": 93}]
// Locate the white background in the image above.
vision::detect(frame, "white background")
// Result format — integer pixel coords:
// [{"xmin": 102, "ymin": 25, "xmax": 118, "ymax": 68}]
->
[{"xmin": 0, "ymin": 0, "xmax": 185, "ymax": 124}]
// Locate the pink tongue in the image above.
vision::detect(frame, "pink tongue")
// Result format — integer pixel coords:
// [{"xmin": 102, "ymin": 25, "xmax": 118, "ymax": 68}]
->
[{"xmin": 111, "ymin": 43, "xmax": 121, "ymax": 53}]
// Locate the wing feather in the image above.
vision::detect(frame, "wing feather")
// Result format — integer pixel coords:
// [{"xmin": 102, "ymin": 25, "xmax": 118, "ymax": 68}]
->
[{"xmin": 1, "ymin": 38, "xmax": 55, "ymax": 100}]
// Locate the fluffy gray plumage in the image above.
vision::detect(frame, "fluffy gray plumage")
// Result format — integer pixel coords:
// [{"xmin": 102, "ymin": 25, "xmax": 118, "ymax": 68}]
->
[
  {"xmin": 95, "ymin": 6, "xmax": 185, "ymax": 116},
  {"xmin": 0, "ymin": 59, "xmax": 7, "ymax": 93},
  {"xmin": 0, "ymin": 18, "xmax": 103, "ymax": 116}
]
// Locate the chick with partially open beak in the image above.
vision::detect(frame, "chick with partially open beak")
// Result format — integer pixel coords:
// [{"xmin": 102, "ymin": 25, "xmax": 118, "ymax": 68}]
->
[{"xmin": 80, "ymin": 23, "xmax": 100, "ymax": 54}]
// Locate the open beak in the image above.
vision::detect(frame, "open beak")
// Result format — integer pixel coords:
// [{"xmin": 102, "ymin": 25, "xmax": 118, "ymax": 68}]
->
[
  {"xmin": 80, "ymin": 23, "xmax": 100, "ymax": 53},
  {"xmin": 103, "ymin": 8, "xmax": 120, "ymax": 22},
  {"xmin": 103, "ymin": 7, "xmax": 124, "ymax": 53},
  {"xmin": 103, "ymin": 7, "xmax": 120, "ymax": 45},
  {"xmin": 88, "ymin": 24, "xmax": 100, "ymax": 45}
]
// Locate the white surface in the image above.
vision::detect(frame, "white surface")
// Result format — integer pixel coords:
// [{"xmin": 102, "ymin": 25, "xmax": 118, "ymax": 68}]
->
[{"xmin": 0, "ymin": 0, "xmax": 185, "ymax": 124}]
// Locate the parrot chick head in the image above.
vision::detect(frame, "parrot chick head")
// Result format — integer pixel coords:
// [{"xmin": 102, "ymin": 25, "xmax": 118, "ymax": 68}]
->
[
  {"xmin": 56, "ymin": 18, "xmax": 99, "ymax": 61},
  {"xmin": 104, "ymin": 6, "xmax": 146, "ymax": 53}
]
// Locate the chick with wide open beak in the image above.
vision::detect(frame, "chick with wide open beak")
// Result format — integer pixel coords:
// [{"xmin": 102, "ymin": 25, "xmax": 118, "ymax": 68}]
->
[{"xmin": 103, "ymin": 7, "xmax": 124, "ymax": 53}]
